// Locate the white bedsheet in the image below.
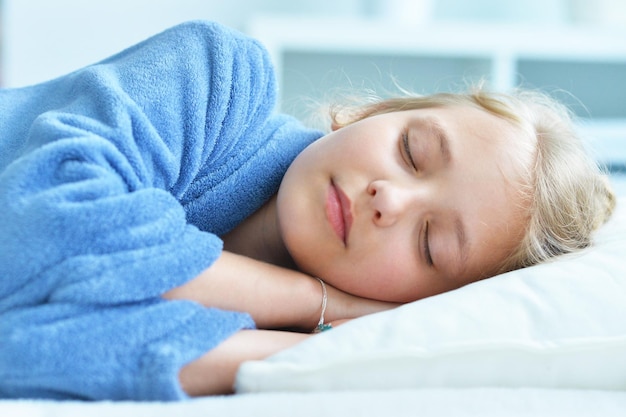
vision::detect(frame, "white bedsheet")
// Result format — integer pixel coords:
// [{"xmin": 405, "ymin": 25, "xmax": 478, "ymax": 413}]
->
[{"xmin": 2, "ymin": 388, "xmax": 625, "ymax": 417}]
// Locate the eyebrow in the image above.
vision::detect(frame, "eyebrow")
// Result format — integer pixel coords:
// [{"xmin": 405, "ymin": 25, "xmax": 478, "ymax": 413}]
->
[
  {"xmin": 454, "ymin": 214, "xmax": 470, "ymax": 272},
  {"xmin": 425, "ymin": 117, "xmax": 452, "ymax": 164}
]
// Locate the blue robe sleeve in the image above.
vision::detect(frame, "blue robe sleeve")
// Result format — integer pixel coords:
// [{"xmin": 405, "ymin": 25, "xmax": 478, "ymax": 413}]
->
[{"xmin": 0, "ymin": 21, "xmax": 321, "ymax": 401}]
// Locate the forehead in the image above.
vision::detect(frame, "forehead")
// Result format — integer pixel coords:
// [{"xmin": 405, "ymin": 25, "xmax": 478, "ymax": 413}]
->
[
  {"xmin": 409, "ymin": 104, "xmax": 518, "ymax": 134},
  {"xmin": 414, "ymin": 105, "xmax": 533, "ymax": 164}
]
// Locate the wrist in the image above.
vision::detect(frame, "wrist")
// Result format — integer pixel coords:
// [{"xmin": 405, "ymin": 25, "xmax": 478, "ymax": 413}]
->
[
  {"xmin": 289, "ymin": 274, "xmax": 327, "ymax": 331},
  {"xmin": 321, "ymin": 280, "xmax": 402, "ymax": 322},
  {"xmin": 311, "ymin": 277, "xmax": 332, "ymax": 333}
]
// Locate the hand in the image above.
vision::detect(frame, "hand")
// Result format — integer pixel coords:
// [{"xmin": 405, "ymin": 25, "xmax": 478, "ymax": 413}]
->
[
  {"xmin": 321, "ymin": 280, "xmax": 400, "ymax": 323},
  {"xmin": 328, "ymin": 318, "xmax": 352, "ymax": 327}
]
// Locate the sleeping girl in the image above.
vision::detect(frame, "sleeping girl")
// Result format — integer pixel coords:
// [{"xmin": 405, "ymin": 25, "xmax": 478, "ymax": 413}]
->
[{"xmin": 0, "ymin": 20, "xmax": 614, "ymax": 400}]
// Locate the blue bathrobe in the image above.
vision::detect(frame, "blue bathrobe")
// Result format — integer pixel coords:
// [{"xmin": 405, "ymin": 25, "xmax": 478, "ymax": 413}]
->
[{"xmin": 0, "ymin": 21, "xmax": 322, "ymax": 400}]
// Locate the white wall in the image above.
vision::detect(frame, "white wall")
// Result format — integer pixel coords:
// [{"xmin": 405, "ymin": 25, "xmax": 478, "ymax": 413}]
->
[
  {"xmin": 1, "ymin": 0, "xmax": 363, "ymax": 87},
  {"xmin": 3, "ymin": 0, "xmax": 624, "ymax": 88}
]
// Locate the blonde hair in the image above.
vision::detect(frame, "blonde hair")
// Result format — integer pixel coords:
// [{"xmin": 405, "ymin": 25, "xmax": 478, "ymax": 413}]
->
[{"xmin": 328, "ymin": 86, "xmax": 616, "ymax": 273}]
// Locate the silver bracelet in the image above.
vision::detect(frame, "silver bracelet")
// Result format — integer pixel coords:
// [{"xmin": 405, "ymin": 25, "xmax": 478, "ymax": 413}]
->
[{"xmin": 313, "ymin": 277, "xmax": 332, "ymax": 333}]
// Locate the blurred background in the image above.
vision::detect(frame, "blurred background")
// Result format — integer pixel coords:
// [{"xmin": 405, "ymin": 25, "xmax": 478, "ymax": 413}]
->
[{"xmin": 1, "ymin": 0, "xmax": 625, "ymax": 185}]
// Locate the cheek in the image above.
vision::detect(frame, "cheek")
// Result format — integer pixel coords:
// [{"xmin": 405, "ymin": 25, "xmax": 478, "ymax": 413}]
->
[{"xmin": 334, "ymin": 240, "xmax": 420, "ymax": 301}]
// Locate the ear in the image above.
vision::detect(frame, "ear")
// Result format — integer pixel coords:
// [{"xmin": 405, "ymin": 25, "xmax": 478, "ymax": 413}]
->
[{"xmin": 330, "ymin": 121, "xmax": 342, "ymax": 131}]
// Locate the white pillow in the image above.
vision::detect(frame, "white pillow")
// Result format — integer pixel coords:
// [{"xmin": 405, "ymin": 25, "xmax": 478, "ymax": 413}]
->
[{"xmin": 236, "ymin": 198, "xmax": 626, "ymax": 393}]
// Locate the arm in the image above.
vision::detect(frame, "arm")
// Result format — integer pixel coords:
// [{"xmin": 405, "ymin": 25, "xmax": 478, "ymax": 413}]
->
[
  {"xmin": 164, "ymin": 251, "xmax": 399, "ymax": 331},
  {"xmin": 178, "ymin": 329, "xmax": 309, "ymax": 396},
  {"xmin": 163, "ymin": 250, "xmax": 399, "ymax": 397},
  {"xmin": 0, "ymin": 22, "xmax": 310, "ymax": 400}
]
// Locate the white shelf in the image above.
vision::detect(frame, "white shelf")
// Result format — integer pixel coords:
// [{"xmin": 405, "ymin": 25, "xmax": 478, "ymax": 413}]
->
[
  {"xmin": 580, "ymin": 120, "xmax": 626, "ymax": 162},
  {"xmin": 250, "ymin": 16, "xmax": 626, "ymax": 89},
  {"xmin": 248, "ymin": 15, "xmax": 626, "ymax": 153},
  {"xmin": 250, "ymin": 16, "xmax": 626, "ymax": 58}
]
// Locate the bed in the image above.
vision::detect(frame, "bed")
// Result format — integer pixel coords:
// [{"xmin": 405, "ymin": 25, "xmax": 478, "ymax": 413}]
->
[
  {"xmin": 2, "ymin": 183, "xmax": 625, "ymax": 415},
  {"xmin": 1, "ymin": 388, "xmax": 625, "ymax": 416},
  {"xmin": 5, "ymin": 237, "xmax": 626, "ymax": 415}
]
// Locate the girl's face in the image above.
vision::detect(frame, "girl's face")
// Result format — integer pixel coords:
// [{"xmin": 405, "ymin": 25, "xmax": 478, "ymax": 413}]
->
[{"xmin": 276, "ymin": 105, "xmax": 532, "ymax": 302}]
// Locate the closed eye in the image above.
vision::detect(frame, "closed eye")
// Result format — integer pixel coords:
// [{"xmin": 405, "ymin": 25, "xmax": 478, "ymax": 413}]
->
[
  {"xmin": 402, "ymin": 131, "xmax": 417, "ymax": 170},
  {"xmin": 424, "ymin": 221, "xmax": 434, "ymax": 267}
]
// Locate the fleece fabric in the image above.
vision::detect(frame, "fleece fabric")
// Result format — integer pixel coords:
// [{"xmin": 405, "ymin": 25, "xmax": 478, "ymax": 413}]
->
[{"xmin": 0, "ymin": 21, "xmax": 322, "ymax": 401}]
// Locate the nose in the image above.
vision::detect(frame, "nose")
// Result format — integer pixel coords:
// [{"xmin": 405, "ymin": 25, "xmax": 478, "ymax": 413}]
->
[{"xmin": 367, "ymin": 180, "xmax": 420, "ymax": 227}]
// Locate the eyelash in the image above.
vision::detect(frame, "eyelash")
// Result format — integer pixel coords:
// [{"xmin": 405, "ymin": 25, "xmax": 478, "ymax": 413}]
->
[
  {"xmin": 424, "ymin": 221, "xmax": 434, "ymax": 267},
  {"xmin": 402, "ymin": 131, "xmax": 418, "ymax": 170}
]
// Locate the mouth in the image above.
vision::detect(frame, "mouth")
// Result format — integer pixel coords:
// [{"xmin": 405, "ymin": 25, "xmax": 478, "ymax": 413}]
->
[{"xmin": 326, "ymin": 180, "xmax": 353, "ymax": 245}]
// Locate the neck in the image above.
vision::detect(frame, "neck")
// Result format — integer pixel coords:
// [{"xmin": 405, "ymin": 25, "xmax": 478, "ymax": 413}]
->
[{"xmin": 221, "ymin": 195, "xmax": 296, "ymax": 269}]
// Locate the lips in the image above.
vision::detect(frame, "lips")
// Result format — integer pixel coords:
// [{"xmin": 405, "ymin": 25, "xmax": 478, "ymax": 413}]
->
[{"xmin": 326, "ymin": 181, "xmax": 353, "ymax": 245}]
